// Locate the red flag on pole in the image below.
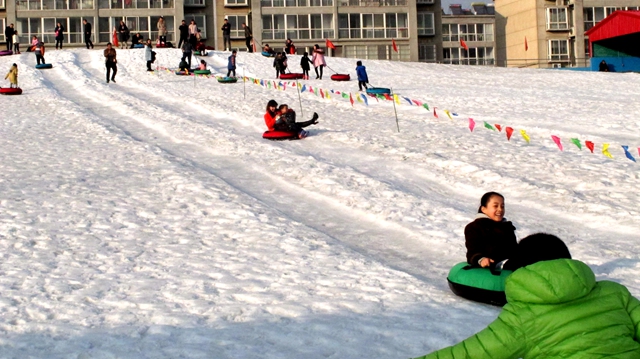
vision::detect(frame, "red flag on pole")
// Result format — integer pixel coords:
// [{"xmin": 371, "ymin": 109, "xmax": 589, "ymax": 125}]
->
[
  {"xmin": 326, "ymin": 39, "xmax": 336, "ymax": 50},
  {"xmin": 252, "ymin": 39, "xmax": 257, "ymax": 52},
  {"xmin": 524, "ymin": 36, "xmax": 528, "ymax": 51},
  {"xmin": 460, "ymin": 38, "xmax": 468, "ymax": 51},
  {"xmin": 392, "ymin": 39, "xmax": 398, "ymax": 53},
  {"xmin": 349, "ymin": 93, "xmax": 354, "ymax": 106}
]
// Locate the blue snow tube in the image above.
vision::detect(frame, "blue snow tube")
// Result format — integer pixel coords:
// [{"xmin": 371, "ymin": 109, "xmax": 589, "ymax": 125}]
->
[
  {"xmin": 217, "ymin": 77, "xmax": 238, "ymax": 83},
  {"xmin": 447, "ymin": 262, "xmax": 513, "ymax": 306},
  {"xmin": 366, "ymin": 87, "xmax": 391, "ymax": 95},
  {"xmin": 35, "ymin": 63, "xmax": 53, "ymax": 69},
  {"xmin": 262, "ymin": 51, "xmax": 275, "ymax": 57},
  {"xmin": 132, "ymin": 44, "xmax": 145, "ymax": 49}
]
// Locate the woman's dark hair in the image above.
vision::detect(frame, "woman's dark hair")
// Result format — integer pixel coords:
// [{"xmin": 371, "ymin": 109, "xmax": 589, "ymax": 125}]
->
[
  {"xmin": 357, "ymin": 60, "xmax": 362, "ymax": 66},
  {"xmin": 509, "ymin": 233, "xmax": 571, "ymax": 270},
  {"xmin": 266, "ymin": 99, "xmax": 278, "ymax": 113},
  {"xmin": 477, "ymin": 191, "xmax": 504, "ymax": 213}
]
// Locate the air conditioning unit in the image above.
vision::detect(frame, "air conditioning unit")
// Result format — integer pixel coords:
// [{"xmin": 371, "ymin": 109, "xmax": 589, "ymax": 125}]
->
[
  {"xmin": 551, "ymin": 63, "xmax": 562, "ymax": 68},
  {"xmin": 569, "ymin": 27, "xmax": 575, "ymax": 36}
]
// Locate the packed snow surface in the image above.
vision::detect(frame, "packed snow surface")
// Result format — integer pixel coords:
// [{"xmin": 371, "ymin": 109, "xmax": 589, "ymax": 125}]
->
[{"xmin": 1, "ymin": 47, "xmax": 639, "ymax": 358}]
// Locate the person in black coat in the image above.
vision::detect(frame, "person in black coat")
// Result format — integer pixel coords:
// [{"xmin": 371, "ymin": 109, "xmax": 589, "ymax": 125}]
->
[
  {"xmin": 83, "ymin": 19, "xmax": 94, "ymax": 49},
  {"xmin": 599, "ymin": 60, "xmax": 609, "ymax": 72},
  {"xmin": 221, "ymin": 18, "xmax": 231, "ymax": 51},
  {"xmin": 55, "ymin": 22, "xmax": 65, "ymax": 49},
  {"xmin": 464, "ymin": 192, "xmax": 518, "ymax": 270},
  {"xmin": 178, "ymin": 20, "xmax": 189, "ymax": 49},
  {"xmin": 5, "ymin": 24, "xmax": 16, "ymax": 51},
  {"xmin": 118, "ymin": 21, "xmax": 130, "ymax": 49}
]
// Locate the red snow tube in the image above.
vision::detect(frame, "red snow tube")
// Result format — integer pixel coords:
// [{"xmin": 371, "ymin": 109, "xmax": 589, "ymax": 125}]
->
[
  {"xmin": 0, "ymin": 87, "xmax": 22, "ymax": 95},
  {"xmin": 330, "ymin": 74, "xmax": 350, "ymax": 81},
  {"xmin": 262, "ymin": 130, "xmax": 299, "ymax": 140},
  {"xmin": 279, "ymin": 73, "xmax": 303, "ymax": 80}
]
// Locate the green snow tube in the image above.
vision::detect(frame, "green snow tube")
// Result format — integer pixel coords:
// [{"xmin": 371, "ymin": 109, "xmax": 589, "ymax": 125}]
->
[
  {"xmin": 217, "ymin": 76, "xmax": 238, "ymax": 83},
  {"xmin": 447, "ymin": 262, "xmax": 513, "ymax": 306},
  {"xmin": 194, "ymin": 69, "xmax": 211, "ymax": 75}
]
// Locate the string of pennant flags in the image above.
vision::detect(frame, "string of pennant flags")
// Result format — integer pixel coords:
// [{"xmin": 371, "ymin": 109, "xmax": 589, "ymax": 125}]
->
[{"xmin": 152, "ymin": 66, "xmax": 639, "ymax": 164}]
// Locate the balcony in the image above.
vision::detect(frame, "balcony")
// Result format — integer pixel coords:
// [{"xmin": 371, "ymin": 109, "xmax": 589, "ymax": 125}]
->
[{"xmin": 416, "ymin": 0, "xmax": 434, "ymax": 4}]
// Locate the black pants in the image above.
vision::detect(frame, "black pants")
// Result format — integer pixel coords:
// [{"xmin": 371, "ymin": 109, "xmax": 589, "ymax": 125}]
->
[
  {"xmin": 56, "ymin": 39, "xmax": 63, "ymax": 49},
  {"xmin": 245, "ymin": 37, "xmax": 252, "ymax": 52},
  {"xmin": 147, "ymin": 60, "xmax": 152, "ymax": 71},
  {"xmin": 181, "ymin": 53, "xmax": 192, "ymax": 68},
  {"xmin": 159, "ymin": 35, "xmax": 166, "ymax": 44},
  {"xmin": 274, "ymin": 118, "xmax": 316, "ymax": 133},
  {"xmin": 358, "ymin": 81, "xmax": 368, "ymax": 91},
  {"xmin": 314, "ymin": 65, "xmax": 323, "ymax": 79},
  {"xmin": 85, "ymin": 34, "xmax": 93, "ymax": 49},
  {"xmin": 189, "ymin": 35, "xmax": 197, "ymax": 47},
  {"xmin": 14, "ymin": 43, "xmax": 20, "ymax": 53},
  {"xmin": 6, "ymin": 39, "xmax": 12, "ymax": 51},
  {"xmin": 302, "ymin": 69, "xmax": 309, "ymax": 78},
  {"xmin": 178, "ymin": 36, "xmax": 188, "ymax": 49},
  {"xmin": 227, "ymin": 69, "xmax": 236, "ymax": 77},
  {"xmin": 106, "ymin": 61, "xmax": 117, "ymax": 81},
  {"xmin": 223, "ymin": 35, "xmax": 231, "ymax": 50},
  {"xmin": 36, "ymin": 54, "xmax": 45, "ymax": 65}
]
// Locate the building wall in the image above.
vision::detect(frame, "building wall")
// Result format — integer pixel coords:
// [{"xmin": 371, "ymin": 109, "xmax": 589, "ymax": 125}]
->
[
  {"xmin": 441, "ymin": 14, "xmax": 495, "ymax": 65},
  {"xmin": 494, "ymin": 0, "xmax": 538, "ymax": 67}
]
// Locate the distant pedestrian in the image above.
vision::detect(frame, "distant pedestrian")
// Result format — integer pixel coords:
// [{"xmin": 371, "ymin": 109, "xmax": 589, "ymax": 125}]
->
[
  {"xmin": 599, "ymin": 60, "xmax": 609, "ymax": 72},
  {"xmin": 104, "ymin": 42, "xmax": 117, "ymax": 83},
  {"xmin": 356, "ymin": 60, "xmax": 368, "ymax": 91},
  {"xmin": 273, "ymin": 52, "xmax": 287, "ymax": 79},
  {"xmin": 227, "ymin": 50, "xmax": 237, "ymax": 77},
  {"xmin": 311, "ymin": 44, "xmax": 326, "ymax": 79},
  {"xmin": 55, "ymin": 22, "xmax": 65, "ymax": 49},
  {"xmin": 178, "ymin": 20, "xmax": 188, "ymax": 49},
  {"xmin": 83, "ymin": 19, "xmax": 94, "ymax": 49},
  {"xmin": 5, "ymin": 23, "xmax": 15, "ymax": 51},
  {"xmin": 242, "ymin": 23, "xmax": 252, "ymax": 52},
  {"xmin": 285, "ymin": 38, "xmax": 296, "ymax": 55},
  {"xmin": 4, "ymin": 63, "xmax": 18, "ymax": 88},
  {"xmin": 157, "ymin": 16, "xmax": 167, "ymax": 45},
  {"xmin": 300, "ymin": 52, "xmax": 312, "ymax": 80},
  {"xmin": 34, "ymin": 39, "xmax": 45, "ymax": 65},
  {"xmin": 181, "ymin": 41, "xmax": 193, "ymax": 69},
  {"xmin": 222, "ymin": 18, "xmax": 231, "ymax": 51},
  {"xmin": 118, "ymin": 20, "xmax": 130, "ymax": 49},
  {"xmin": 12, "ymin": 31, "xmax": 20, "ymax": 54},
  {"xmin": 188, "ymin": 20, "xmax": 198, "ymax": 47},
  {"xmin": 145, "ymin": 39, "xmax": 154, "ymax": 71}
]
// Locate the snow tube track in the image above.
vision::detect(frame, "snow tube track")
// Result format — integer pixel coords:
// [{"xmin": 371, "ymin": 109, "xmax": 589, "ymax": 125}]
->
[
  {"xmin": 34, "ymin": 51, "xmax": 469, "ymax": 293},
  {"xmin": 34, "ymin": 50, "xmax": 637, "ymax": 306}
]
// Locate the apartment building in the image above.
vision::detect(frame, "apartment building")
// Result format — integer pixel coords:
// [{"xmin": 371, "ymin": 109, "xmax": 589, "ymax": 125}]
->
[
  {"xmin": 250, "ymin": 0, "xmax": 441, "ymax": 62},
  {"xmin": 495, "ymin": 0, "xmax": 640, "ymax": 68},
  {"xmin": 442, "ymin": 3, "xmax": 496, "ymax": 65}
]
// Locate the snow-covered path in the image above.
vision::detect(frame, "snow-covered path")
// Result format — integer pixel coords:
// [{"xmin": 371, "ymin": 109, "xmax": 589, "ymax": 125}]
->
[{"xmin": 1, "ymin": 48, "xmax": 639, "ymax": 358}]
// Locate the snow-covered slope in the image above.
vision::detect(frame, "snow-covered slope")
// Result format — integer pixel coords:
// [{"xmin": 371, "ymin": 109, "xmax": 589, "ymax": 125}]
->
[{"xmin": 1, "ymin": 48, "xmax": 638, "ymax": 358}]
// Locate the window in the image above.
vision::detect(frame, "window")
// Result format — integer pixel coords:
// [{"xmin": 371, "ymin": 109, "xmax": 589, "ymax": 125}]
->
[
  {"xmin": 0, "ymin": 18, "xmax": 4, "ymax": 43},
  {"xmin": 185, "ymin": 14, "xmax": 206, "ymax": 38},
  {"xmin": 546, "ymin": 7, "xmax": 568, "ymax": 30},
  {"xmin": 0, "ymin": 0, "xmax": 4, "ymax": 7},
  {"xmin": 226, "ymin": 15, "xmax": 247, "ymax": 38},
  {"xmin": 419, "ymin": 44, "xmax": 436, "ymax": 62},
  {"xmin": 184, "ymin": 0, "xmax": 205, "ymax": 4},
  {"xmin": 548, "ymin": 39, "xmax": 569, "ymax": 61},
  {"xmin": 442, "ymin": 46, "xmax": 494, "ymax": 65},
  {"xmin": 98, "ymin": 0, "xmax": 172, "ymax": 9},
  {"xmin": 261, "ymin": 0, "xmax": 331, "ymax": 6},
  {"xmin": 225, "ymin": 0, "xmax": 247, "ymax": 5},
  {"xmin": 17, "ymin": 0, "xmax": 95, "ymax": 9},
  {"xmin": 99, "ymin": 16, "xmax": 175, "ymax": 42},
  {"xmin": 343, "ymin": 44, "xmax": 410, "ymax": 61},
  {"xmin": 442, "ymin": 23, "xmax": 492, "ymax": 42},
  {"xmin": 14, "ymin": 17, "xmax": 85, "ymax": 43},
  {"xmin": 262, "ymin": 14, "xmax": 333, "ymax": 40},
  {"xmin": 338, "ymin": 13, "xmax": 408, "ymax": 39},
  {"xmin": 416, "ymin": 12, "xmax": 434, "ymax": 36}
]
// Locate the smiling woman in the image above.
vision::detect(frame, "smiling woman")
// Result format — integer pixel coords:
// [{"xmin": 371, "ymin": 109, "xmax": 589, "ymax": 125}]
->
[{"xmin": 464, "ymin": 192, "xmax": 518, "ymax": 270}]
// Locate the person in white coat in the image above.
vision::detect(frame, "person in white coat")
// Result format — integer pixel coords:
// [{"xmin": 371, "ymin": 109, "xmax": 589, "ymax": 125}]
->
[{"xmin": 145, "ymin": 39, "xmax": 154, "ymax": 71}]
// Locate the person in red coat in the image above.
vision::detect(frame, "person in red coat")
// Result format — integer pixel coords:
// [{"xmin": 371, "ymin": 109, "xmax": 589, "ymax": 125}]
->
[
  {"xmin": 464, "ymin": 192, "xmax": 518, "ymax": 270},
  {"xmin": 263, "ymin": 100, "xmax": 319, "ymax": 139}
]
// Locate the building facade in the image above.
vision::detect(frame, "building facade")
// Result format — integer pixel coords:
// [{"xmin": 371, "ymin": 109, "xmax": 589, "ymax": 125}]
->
[
  {"xmin": 441, "ymin": 3, "xmax": 496, "ymax": 65},
  {"xmin": 495, "ymin": 0, "xmax": 640, "ymax": 68}
]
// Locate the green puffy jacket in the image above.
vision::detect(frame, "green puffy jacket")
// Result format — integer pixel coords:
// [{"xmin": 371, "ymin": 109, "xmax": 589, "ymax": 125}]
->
[{"xmin": 415, "ymin": 259, "xmax": 640, "ymax": 359}]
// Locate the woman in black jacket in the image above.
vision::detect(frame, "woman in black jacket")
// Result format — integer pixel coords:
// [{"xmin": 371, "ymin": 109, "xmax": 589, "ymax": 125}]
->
[
  {"xmin": 55, "ymin": 22, "xmax": 64, "ymax": 49},
  {"xmin": 464, "ymin": 192, "xmax": 518, "ymax": 270}
]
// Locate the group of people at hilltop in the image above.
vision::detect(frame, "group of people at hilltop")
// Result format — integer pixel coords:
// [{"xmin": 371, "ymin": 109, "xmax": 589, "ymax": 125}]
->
[{"xmin": 411, "ymin": 191, "xmax": 640, "ymax": 359}]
